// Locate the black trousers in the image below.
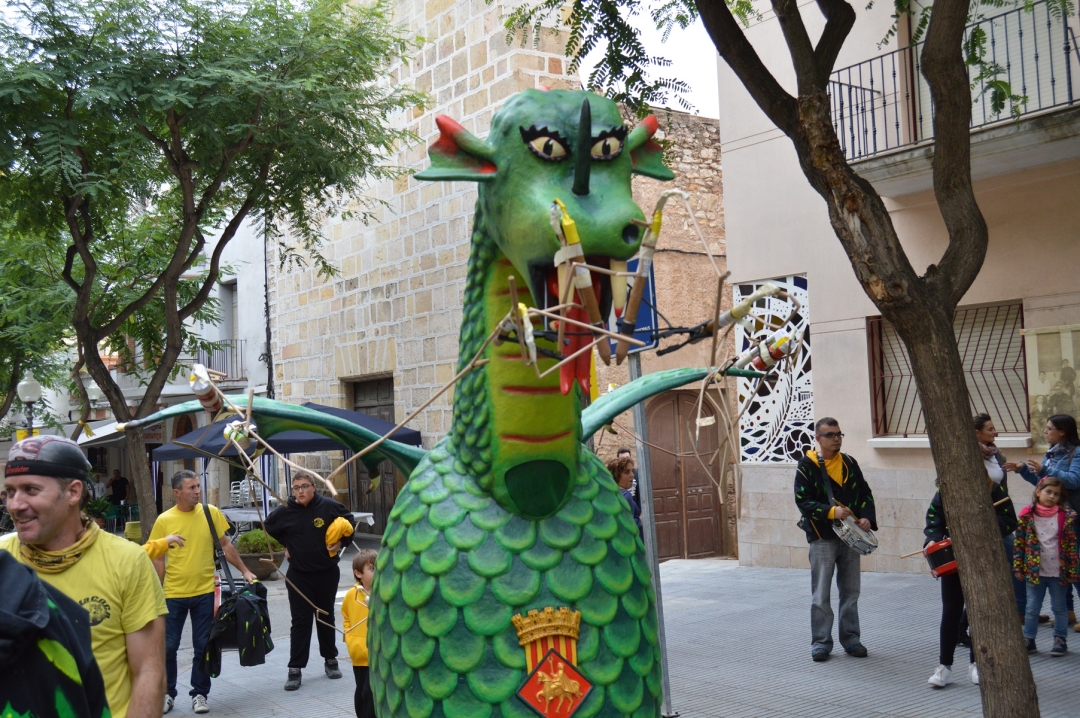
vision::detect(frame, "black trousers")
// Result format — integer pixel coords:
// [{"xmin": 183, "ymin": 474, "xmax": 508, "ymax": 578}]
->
[
  {"xmin": 353, "ymin": 666, "xmax": 375, "ymax": 718},
  {"xmin": 940, "ymin": 572, "xmax": 974, "ymax": 667},
  {"xmin": 286, "ymin": 567, "xmax": 339, "ymax": 668}
]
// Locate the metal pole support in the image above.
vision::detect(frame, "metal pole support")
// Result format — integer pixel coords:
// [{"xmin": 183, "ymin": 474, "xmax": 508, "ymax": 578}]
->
[{"xmin": 628, "ymin": 353, "xmax": 678, "ymax": 718}]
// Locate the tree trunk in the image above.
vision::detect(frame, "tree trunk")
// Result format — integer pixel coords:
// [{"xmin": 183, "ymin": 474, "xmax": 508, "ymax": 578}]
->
[
  {"xmin": 897, "ymin": 304, "xmax": 1039, "ymax": 717},
  {"xmin": 123, "ymin": 427, "xmax": 159, "ymax": 543}
]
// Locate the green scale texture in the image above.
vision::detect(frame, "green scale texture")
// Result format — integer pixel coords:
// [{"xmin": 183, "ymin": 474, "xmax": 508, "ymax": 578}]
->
[
  {"xmin": 369, "ymin": 441, "xmax": 661, "ymax": 718},
  {"xmin": 369, "ymin": 218, "xmax": 661, "ymax": 718}
]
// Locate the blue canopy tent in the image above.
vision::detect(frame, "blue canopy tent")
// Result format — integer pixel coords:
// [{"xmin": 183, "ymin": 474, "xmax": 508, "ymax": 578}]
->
[{"xmin": 151, "ymin": 402, "xmax": 421, "ymax": 514}]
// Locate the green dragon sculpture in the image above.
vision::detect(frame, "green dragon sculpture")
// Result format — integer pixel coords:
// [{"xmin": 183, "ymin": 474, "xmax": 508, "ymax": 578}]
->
[{"xmin": 126, "ymin": 89, "xmax": 754, "ymax": 718}]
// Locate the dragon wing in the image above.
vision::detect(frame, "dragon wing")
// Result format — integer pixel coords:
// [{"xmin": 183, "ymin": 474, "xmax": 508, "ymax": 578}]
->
[
  {"xmin": 121, "ymin": 396, "xmax": 426, "ymax": 478},
  {"xmin": 579, "ymin": 366, "xmax": 764, "ymax": 439}
]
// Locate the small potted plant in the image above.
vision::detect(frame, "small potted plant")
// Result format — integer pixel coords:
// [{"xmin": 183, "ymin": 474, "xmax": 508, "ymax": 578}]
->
[
  {"xmin": 235, "ymin": 529, "xmax": 285, "ymax": 581},
  {"xmin": 85, "ymin": 497, "xmax": 112, "ymax": 528}
]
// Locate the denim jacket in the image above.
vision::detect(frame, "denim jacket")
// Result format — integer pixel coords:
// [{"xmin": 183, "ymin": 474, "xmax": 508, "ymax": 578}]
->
[{"xmin": 1017, "ymin": 443, "xmax": 1080, "ymax": 491}]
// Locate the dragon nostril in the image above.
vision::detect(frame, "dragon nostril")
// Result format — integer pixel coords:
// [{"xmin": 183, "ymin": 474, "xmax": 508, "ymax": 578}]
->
[{"xmin": 622, "ymin": 223, "xmax": 641, "ymax": 245}]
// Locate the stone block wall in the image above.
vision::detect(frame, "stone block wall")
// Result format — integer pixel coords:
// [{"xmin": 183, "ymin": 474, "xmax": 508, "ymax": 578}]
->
[{"xmin": 269, "ymin": 0, "xmax": 577, "ymax": 452}]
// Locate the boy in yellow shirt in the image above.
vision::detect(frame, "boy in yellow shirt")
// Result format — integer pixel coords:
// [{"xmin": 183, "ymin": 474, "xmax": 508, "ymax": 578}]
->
[{"xmin": 342, "ymin": 549, "xmax": 377, "ymax": 718}]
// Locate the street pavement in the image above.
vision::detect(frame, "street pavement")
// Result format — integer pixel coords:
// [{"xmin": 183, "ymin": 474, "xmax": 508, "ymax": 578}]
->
[{"xmin": 168, "ymin": 543, "xmax": 1070, "ymax": 717}]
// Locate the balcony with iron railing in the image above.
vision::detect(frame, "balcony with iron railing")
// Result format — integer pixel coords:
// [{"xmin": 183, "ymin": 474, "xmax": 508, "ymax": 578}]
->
[
  {"xmin": 829, "ymin": 1, "xmax": 1080, "ymax": 192},
  {"xmin": 121, "ymin": 339, "xmax": 247, "ymax": 384},
  {"xmin": 193, "ymin": 339, "xmax": 247, "ymax": 381}
]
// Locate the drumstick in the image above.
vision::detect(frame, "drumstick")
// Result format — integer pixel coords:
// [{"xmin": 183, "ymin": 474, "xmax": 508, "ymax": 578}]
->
[
  {"xmin": 831, "ymin": 498, "xmax": 859, "ymax": 521},
  {"xmin": 899, "ymin": 498, "xmax": 1009, "ymax": 559}
]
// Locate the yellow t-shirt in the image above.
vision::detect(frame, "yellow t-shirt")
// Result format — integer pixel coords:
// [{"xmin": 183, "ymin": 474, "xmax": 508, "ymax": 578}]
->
[
  {"xmin": 143, "ymin": 537, "xmax": 170, "ymax": 560},
  {"xmin": 341, "ymin": 584, "xmax": 370, "ymax": 667},
  {"xmin": 0, "ymin": 531, "xmax": 167, "ymax": 718},
  {"xmin": 807, "ymin": 450, "xmax": 846, "ymax": 519},
  {"xmin": 149, "ymin": 504, "xmax": 229, "ymax": 599}
]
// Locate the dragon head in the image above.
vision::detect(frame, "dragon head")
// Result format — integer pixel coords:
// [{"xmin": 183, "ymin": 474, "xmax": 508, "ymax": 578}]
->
[{"xmin": 415, "ymin": 88, "xmax": 673, "ymax": 306}]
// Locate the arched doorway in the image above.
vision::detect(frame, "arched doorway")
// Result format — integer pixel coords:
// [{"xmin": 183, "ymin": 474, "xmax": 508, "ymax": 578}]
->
[{"xmin": 645, "ymin": 390, "xmax": 732, "ymax": 560}]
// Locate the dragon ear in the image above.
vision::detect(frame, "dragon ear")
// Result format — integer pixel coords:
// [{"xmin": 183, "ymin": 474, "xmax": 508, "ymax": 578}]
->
[
  {"xmin": 414, "ymin": 116, "xmax": 498, "ymax": 182},
  {"xmin": 626, "ymin": 115, "xmax": 674, "ymax": 181}
]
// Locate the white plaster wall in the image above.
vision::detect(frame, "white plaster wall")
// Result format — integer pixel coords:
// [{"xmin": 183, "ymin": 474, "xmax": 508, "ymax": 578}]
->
[{"xmin": 719, "ymin": 3, "xmax": 1080, "ymax": 570}]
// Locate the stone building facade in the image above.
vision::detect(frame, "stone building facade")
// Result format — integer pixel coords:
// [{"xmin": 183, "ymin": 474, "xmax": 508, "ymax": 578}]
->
[{"xmin": 268, "ymin": 0, "xmax": 733, "ymax": 554}]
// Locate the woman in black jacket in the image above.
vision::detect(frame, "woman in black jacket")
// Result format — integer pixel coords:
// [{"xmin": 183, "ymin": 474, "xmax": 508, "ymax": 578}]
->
[{"xmin": 924, "ymin": 475, "xmax": 1017, "ymax": 688}]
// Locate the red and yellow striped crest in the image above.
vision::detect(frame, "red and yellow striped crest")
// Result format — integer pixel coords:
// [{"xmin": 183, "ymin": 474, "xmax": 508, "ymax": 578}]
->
[{"xmin": 511, "ymin": 607, "xmax": 582, "ymax": 672}]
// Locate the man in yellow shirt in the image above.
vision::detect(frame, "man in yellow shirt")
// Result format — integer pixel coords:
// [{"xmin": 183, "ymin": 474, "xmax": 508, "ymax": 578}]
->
[
  {"xmin": 150, "ymin": 470, "xmax": 256, "ymax": 715},
  {"xmin": 2, "ymin": 435, "xmax": 167, "ymax": 718}
]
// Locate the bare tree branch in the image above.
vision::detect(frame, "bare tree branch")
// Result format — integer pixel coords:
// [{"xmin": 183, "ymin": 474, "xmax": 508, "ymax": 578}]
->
[
  {"xmin": 920, "ymin": 0, "xmax": 988, "ymax": 307},
  {"xmin": 813, "ymin": 0, "xmax": 856, "ymax": 86},
  {"xmin": 694, "ymin": 0, "xmax": 800, "ymax": 135},
  {"xmin": 770, "ymin": 0, "xmax": 819, "ymax": 94}
]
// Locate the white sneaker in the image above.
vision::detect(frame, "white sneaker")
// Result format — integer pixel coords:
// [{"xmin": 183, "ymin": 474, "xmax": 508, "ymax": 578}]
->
[
  {"xmin": 969, "ymin": 663, "xmax": 979, "ymax": 685},
  {"xmin": 192, "ymin": 695, "xmax": 210, "ymax": 714},
  {"xmin": 928, "ymin": 664, "xmax": 953, "ymax": 687},
  {"xmin": 163, "ymin": 696, "xmax": 174, "ymax": 715}
]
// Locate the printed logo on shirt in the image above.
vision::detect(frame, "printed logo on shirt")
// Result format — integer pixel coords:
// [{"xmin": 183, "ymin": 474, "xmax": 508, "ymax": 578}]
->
[
  {"xmin": 313, "ymin": 517, "xmax": 325, "ymax": 528},
  {"xmin": 80, "ymin": 596, "xmax": 112, "ymax": 626}
]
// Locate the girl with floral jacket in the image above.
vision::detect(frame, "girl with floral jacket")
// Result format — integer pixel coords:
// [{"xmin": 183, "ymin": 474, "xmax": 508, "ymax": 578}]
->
[{"xmin": 1013, "ymin": 476, "xmax": 1078, "ymax": 657}]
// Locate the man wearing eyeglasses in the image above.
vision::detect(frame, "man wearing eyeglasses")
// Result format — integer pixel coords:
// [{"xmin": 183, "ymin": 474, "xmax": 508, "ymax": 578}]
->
[
  {"xmin": 794, "ymin": 417, "xmax": 877, "ymax": 663},
  {"xmin": 264, "ymin": 472, "xmax": 355, "ymax": 691}
]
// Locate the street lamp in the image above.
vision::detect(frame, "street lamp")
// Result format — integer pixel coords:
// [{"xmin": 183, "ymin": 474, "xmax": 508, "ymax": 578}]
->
[
  {"xmin": 86, "ymin": 379, "xmax": 103, "ymax": 403},
  {"xmin": 17, "ymin": 370, "xmax": 42, "ymax": 435}
]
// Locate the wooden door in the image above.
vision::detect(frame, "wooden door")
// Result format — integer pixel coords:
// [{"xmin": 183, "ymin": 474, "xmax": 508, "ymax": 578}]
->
[
  {"xmin": 352, "ymin": 377, "xmax": 398, "ymax": 533},
  {"xmin": 646, "ymin": 395, "xmax": 684, "ymax": 560},
  {"xmin": 645, "ymin": 391, "xmax": 724, "ymax": 559}
]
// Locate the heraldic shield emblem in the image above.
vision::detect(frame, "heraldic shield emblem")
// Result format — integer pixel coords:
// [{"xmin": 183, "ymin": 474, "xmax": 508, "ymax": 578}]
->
[{"xmin": 512, "ymin": 607, "xmax": 592, "ymax": 717}]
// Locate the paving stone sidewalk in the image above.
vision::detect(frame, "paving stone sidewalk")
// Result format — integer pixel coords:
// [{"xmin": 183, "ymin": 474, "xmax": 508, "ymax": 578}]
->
[{"xmin": 169, "ymin": 556, "xmax": 1068, "ymax": 717}]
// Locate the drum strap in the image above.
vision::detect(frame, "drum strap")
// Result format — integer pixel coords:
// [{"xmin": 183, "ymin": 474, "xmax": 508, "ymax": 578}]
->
[{"xmin": 817, "ymin": 457, "xmax": 838, "ymax": 510}]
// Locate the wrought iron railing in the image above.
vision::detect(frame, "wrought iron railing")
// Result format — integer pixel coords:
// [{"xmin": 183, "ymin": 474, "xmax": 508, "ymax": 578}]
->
[
  {"xmin": 194, "ymin": 339, "xmax": 247, "ymax": 380},
  {"xmin": 868, "ymin": 302, "xmax": 1028, "ymax": 436},
  {"xmin": 830, "ymin": 1, "xmax": 1080, "ymax": 161}
]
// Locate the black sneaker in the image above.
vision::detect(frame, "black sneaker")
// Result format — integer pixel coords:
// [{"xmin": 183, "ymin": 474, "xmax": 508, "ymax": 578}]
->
[
  {"xmin": 1025, "ymin": 637, "xmax": 1037, "ymax": 653},
  {"xmin": 1051, "ymin": 636, "xmax": 1067, "ymax": 657},
  {"xmin": 845, "ymin": 643, "xmax": 868, "ymax": 658},
  {"xmin": 811, "ymin": 648, "xmax": 830, "ymax": 662},
  {"xmin": 324, "ymin": 659, "xmax": 342, "ymax": 679},
  {"xmin": 284, "ymin": 668, "xmax": 302, "ymax": 691}
]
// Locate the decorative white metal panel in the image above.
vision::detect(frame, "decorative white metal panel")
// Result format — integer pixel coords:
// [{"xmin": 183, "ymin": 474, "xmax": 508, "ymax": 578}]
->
[{"xmin": 734, "ymin": 275, "xmax": 813, "ymax": 463}]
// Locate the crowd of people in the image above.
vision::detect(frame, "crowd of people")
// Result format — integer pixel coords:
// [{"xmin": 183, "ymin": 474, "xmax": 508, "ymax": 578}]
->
[
  {"xmin": 4, "ymin": 407, "xmax": 1079, "ymax": 717},
  {"xmin": 0, "ymin": 437, "xmax": 369, "ymax": 718},
  {"xmin": 793, "ymin": 412, "xmax": 1080, "ymax": 689}
]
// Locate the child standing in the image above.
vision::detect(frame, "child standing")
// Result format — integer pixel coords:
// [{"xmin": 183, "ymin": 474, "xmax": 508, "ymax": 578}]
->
[
  {"xmin": 1013, "ymin": 477, "xmax": 1079, "ymax": 656},
  {"xmin": 342, "ymin": 549, "xmax": 377, "ymax": 718}
]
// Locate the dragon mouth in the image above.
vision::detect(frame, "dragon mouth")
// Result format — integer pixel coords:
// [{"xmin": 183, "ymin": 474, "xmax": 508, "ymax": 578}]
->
[{"xmin": 529, "ymin": 257, "xmax": 614, "ymax": 333}]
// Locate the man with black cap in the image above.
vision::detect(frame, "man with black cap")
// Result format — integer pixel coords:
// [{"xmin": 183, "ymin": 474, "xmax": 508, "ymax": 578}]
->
[{"xmin": 1, "ymin": 435, "xmax": 168, "ymax": 718}]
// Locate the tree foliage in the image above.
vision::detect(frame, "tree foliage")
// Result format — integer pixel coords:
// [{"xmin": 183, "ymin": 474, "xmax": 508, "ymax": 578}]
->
[
  {"xmin": 0, "ymin": 0, "xmax": 422, "ymax": 533},
  {"xmin": 0, "ymin": 222, "xmax": 74, "ymax": 429}
]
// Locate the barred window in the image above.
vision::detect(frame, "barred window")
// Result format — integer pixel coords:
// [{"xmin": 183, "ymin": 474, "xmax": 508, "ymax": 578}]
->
[{"xmin": 868, "ymin": 302, "xmax": 1028, "ymax": 436}]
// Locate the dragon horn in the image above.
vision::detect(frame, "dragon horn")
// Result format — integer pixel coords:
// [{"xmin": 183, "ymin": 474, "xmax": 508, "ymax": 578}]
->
[{"xmin": 573, "ymin": 99, "xmax": 591, "ymax": 196}]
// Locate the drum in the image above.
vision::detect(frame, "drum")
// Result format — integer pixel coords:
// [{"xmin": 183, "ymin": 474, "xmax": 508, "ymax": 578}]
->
[
  {"xmin": 923, "ymin": 538, "xmax": 957, "ymax": 578},
  {"xmin": 832, "ymin": 515, "xmax": 878, "ymax": 555}
]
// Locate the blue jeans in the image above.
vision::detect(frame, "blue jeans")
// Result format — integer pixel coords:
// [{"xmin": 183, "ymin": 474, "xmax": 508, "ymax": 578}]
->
[
  {"xmin": 1025, "ymin": 578, "xmax": 1069, "ymax": 640},
  {"xmin": 165, "ymin": 592, "xmax": 215, "ymax": 698},
  {"xmin": 809, "ymin": 536, "xmax": 862, "ymax": 653}
]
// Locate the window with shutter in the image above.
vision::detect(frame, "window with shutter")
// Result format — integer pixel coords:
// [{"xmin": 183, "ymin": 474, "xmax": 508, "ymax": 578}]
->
[{"xmin": 868, "ymin": 301, "xmax": 1028, "ymax": 435}]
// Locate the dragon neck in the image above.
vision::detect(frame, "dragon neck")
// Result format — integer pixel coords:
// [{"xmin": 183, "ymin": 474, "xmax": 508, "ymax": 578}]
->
[{"xmin": 450, "ymin": 205, "xmax": 581, "ymax": 510}]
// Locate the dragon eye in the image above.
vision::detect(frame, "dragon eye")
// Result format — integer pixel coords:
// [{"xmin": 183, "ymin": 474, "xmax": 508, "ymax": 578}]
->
[
  {"xmin": 590, "ymin": 136, "xmax": 623, "ymax": 160},
  {"xmin": 528, "ymin": 136, "xmax": 568, "ymax": 161}
]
